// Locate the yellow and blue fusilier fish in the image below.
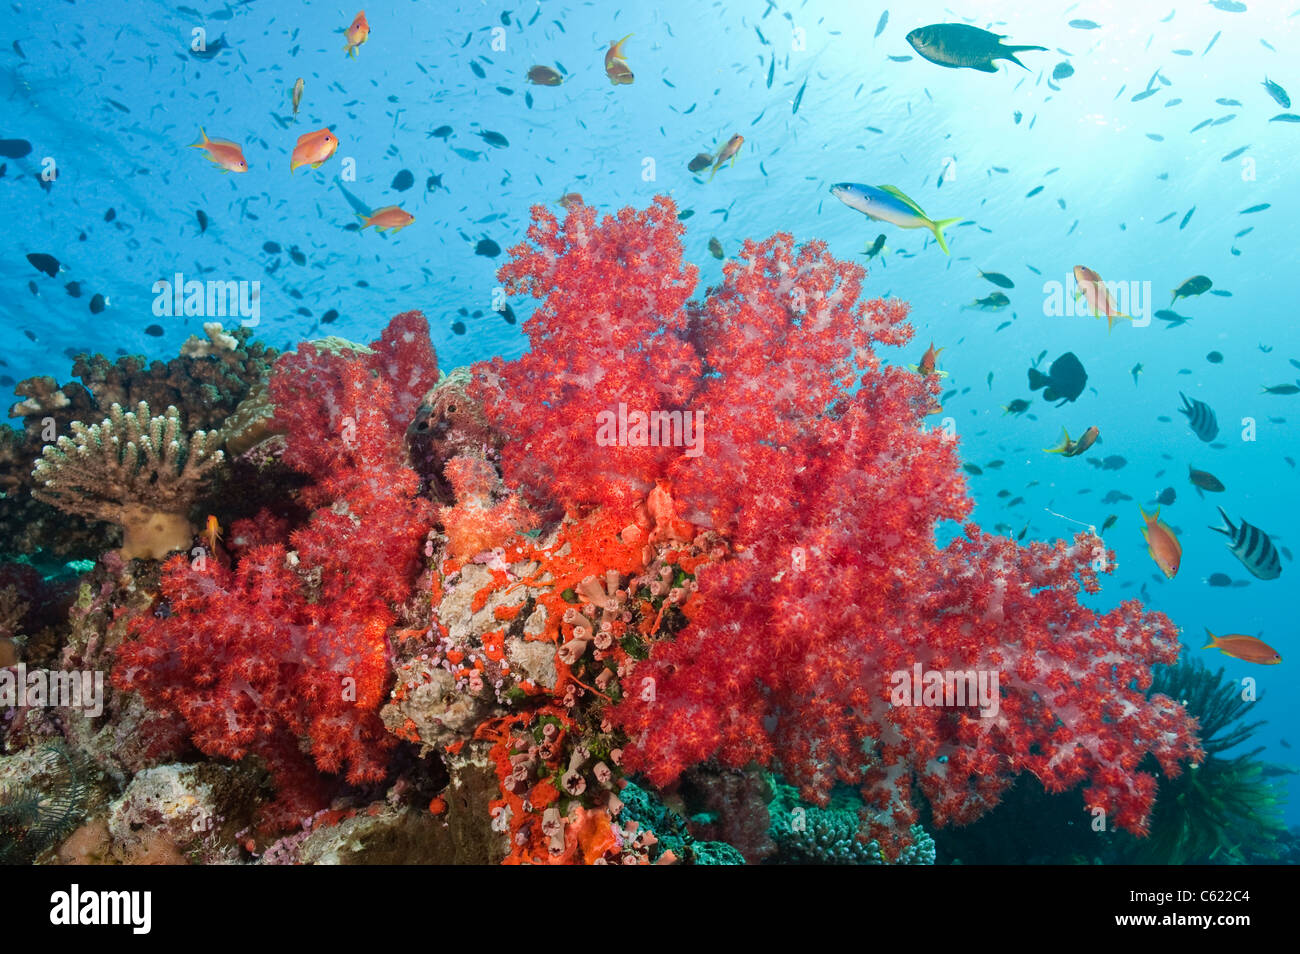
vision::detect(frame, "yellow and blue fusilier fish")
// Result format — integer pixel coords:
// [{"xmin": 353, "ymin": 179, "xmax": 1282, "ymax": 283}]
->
[{"xmin": 830, "ymin": 183, "xmax": 962, "ymax": 255}]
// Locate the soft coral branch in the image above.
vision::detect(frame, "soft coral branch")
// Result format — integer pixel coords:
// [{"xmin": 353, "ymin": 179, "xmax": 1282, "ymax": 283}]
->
[{"xmin": 115, "ymin": 313, "xmax": 438, "ymax": 828}]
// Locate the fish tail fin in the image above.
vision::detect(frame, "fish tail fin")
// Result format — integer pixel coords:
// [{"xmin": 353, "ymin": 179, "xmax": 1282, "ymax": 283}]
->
[
  {"xmin": 1044, "ymin": 428, "xmax": 1071, "ymax": 454},
  {"xmin": 928, "ymin": 217, "xmax": 961, "ymax": 255},
  {"xmin": 1201, "ymin": 628, "xmax": 1219, "ymax": 650},
  {"xmin": 1027, "ymin": 368, "xmax": 1050, "ymax": 391},
  {"xmin": 611, "ymin": 33, "xmax": 633, "ymax": 57},
  {"xmin": 1002, "ymin": 45, "xmax": 1047, "ymax": 70},
  {"xmin": 189, "ymin": 127, "xmax": 209, "ymax": 148},
  {"xmin": 1209, "ymin": 506, "xmax": 1235, "ymax": 537}
]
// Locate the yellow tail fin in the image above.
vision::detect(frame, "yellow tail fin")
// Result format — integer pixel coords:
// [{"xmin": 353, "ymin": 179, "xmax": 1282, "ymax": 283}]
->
[
  {"xmin": 1043, "ymin": 428, "xmax": 1072, "ymax": 454},
  {"xmin": 611, "ymin": 33, "xmax": 633, "ymax": 57},
  {"xmin": 929, "ymin": 217, "xmax": 962, "ymax": 256}
]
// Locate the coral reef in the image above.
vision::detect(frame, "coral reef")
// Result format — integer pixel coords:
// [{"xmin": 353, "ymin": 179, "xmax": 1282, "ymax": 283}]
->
[
  {"xmin": 31, "ymin": 402, "xmax": 224, "ymax": 560},
  {"xmin": 111, "ymin": 312, "xmax": 438, "ymax": 831},
  {"xmin": 67, "ymin": 325, "xmax": 277, "ymax": 433},
  {"xmin": 617, "ymin": 780, "xmax": 745, "ymax": 864},
  {"xmin": 1, "ymin": 325, "xmax": 275, "ymax": 563},
  {"xmin": 768, "ymin": 781, "xmax": 936, "ymax": 865},
  {"xmin": 0, "ymin": 743, "xmax": 94, "ymax": 863},
  {"xmin": 1117, "ymin": 656, "xmax": 1285, "ymax": 864},
  {"xmin": 930, "ymin": 654, "xmax": 1287, "ymax": 865},
  {"xmin": 1, "ymin": 198, "xmax": 1216, "ymax": 867},
  {"xmin": 1, "ymin": 328, "xmax": 276, "ymax": 566}
]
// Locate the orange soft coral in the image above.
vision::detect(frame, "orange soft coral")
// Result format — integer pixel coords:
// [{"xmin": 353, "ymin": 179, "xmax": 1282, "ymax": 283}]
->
[{"xmin": 437, "ymin": 453, "xmax": 537, "ymax": 560}]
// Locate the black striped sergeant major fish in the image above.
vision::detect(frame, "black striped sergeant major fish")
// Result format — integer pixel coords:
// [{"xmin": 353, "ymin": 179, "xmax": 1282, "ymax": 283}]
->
[
  {"xmin": 1178, "ymin": 392, "xmax": 1218, "ymax": 442},
  {"xmin": 1211, "ymin": 507, "xmax": 1282, "ymax": 580}
]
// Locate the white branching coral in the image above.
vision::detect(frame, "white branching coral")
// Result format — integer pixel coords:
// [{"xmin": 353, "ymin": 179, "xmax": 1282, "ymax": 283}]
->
[{"xmin": 31, "ymin": 402, "xmax": 224, "ymax": 560}]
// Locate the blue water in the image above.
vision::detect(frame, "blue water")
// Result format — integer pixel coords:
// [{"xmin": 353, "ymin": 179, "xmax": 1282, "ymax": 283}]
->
[{"xmin": 2, "ymin": 0, "xmax": 1297, "ymax": 833}]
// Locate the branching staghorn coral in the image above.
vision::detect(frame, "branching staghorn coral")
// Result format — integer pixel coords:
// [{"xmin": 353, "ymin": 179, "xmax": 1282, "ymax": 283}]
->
[{"xmin": 30, "ymin": 402, "xmax": 224, "ymax": 560}]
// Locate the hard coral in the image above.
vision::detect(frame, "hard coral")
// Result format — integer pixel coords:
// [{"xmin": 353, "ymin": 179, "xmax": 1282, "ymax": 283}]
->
[
  {"xmin": 31, "ymin": 402, "xmax": 223, "ymax": 560},
  {"xmin": 2, "ymin": 327, "xmax": 273, "ymax": 563},
  {"xmin": 69, "ymin": 324, "xmax": 278, "ymax": 433}
]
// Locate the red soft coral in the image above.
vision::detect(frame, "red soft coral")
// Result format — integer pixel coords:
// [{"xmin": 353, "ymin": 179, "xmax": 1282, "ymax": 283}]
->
[
  {"xmin": 115, "ymin": 547, "xmax": 394, "ymax": 819},
  {"xmin": 479, "ymin": 197, "xmax": 1201, "ymax": 854},
  {"xmin": 115, "ymin": 312, "xmax": 438, "ymax": 828},
  {"xmin": 473, "ymin": 196, "xmax": 702, "ymax": 514}
]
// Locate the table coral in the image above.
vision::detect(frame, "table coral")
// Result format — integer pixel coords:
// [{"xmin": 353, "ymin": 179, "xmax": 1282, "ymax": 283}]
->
[
  {"xmin": 30, "ymin": 402, "xmax": 224, "ymax": 560},
  {"xmin": 2, "ymin": 327, "xmax": 274, "ymax": 563}
]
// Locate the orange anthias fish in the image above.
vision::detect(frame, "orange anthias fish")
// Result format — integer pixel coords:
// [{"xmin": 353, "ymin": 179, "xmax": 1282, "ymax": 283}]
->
[
  {"xmin": 1073, "ymin": 265, "xmax": 1130, "ymax": 332},
  {"xmin": 709, "ymin": 134, "xmax": 744, "ymax": 181},
  {"xmin": 201, "ymin": 514, "xmax": 222, "ymax": 553},
  {"xmin": 1139, "ymin": 505, "xmax": 1181, "ymax": 579},
  {"xmin": 604, "ymin": 34, "xmax": 634, "ymax": 85},
  {"xmin": 1044, "ymin": 425, "xmax": 1100, "ymax": 457},
  {"xmin": 189, "ymin": 128, "xmax": 248, "ymax": 173},
  {"xmin": 358, "ymin": 205, "xmax": 415, "ymax": 233},
  {"xmin": 557, "ymin": 192, "xmax": 584, "ymax": 211},
  {"xmin": 908, "ymin": 342, "xmax": 946, "ymax": 377},
  {"xmin": 344, "ymin": 10, "xmax": 370, "ymax": 58},
  {"xmin": 1203, "ymin": 628, "xmax": 1282, "ymax": 665},
  {"xmin": 290, "ymin": 128, "xmax": 338, "ymax": 173}
]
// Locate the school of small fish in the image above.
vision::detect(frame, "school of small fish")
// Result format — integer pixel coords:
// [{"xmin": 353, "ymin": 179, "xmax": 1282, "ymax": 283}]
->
[{"xmin": 1, "ymin": 4, "xmax": 1294, "ymax": 672}]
